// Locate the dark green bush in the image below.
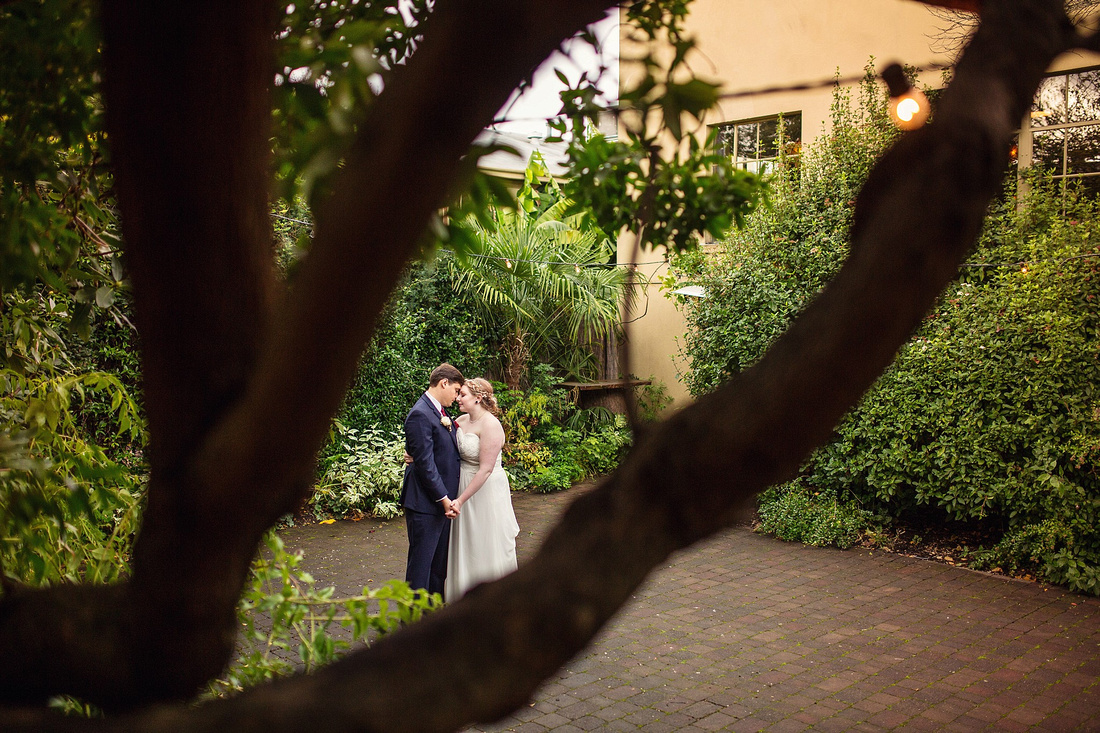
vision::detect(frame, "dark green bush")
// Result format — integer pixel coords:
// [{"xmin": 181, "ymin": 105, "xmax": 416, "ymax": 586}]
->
[
  {"xmin": 337, "ymin": 261, "xmax": 500, "ymax": 435},
  {"xmin": 498, "ymin": 365, "xmax": 632, "ymax": 493},
  {"xmin": 676, "ymin": 70, "xmax": 1100, "ymax": 594},
  {"xmin": 756, "ymin": 482, "xmax": 873, "ymax": 550}
]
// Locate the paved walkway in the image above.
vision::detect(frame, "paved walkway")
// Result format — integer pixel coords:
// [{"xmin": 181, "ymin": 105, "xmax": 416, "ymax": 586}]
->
[{"xmin": 279, "ymin": 485, "xmax": 1100, "ymax": 732}]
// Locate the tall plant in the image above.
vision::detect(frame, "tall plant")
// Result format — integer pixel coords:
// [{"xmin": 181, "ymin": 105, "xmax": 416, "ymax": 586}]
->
[{"xmin": 448, "ymin": 157, "xmax": 624, "ymax": 388}]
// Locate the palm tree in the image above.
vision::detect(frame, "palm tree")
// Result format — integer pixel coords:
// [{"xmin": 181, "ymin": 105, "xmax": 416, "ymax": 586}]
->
[{"xmin": 448, "ymin": 191, "xmax": 624, "ymax": 390}]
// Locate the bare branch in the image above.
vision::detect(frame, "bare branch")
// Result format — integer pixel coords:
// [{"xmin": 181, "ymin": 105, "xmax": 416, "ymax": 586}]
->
[{"xmin": 913, "ymin": 0, "xmax": 984, "ymax": 12}]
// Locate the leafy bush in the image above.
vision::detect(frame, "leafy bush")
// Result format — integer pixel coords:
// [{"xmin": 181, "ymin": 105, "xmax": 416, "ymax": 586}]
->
[
  {"xmin": 673, "ymin": 69, "xmax": 896, "ymax": 394},
  {"xmin": 312, "ymin": 426, "xmax": 406, "ymax": 519},
  {"xmin": 1, "ymin": 367, "xmax": 144, "ymax": 589},
  {"xmin": 756, "ymin": 482, "xmax": 873, "ymax": 550},
  {"xmin": 498, "ymin": 365, "xmax": 633, "ymax": 492},
  {"xmin": 675, "ymin": 67, "xmax": 1100, "ymax": 594},
  {"xmin": 208, "ymin": 532, "xmax": 440, "ymax": 697},
  {"xmin": 338, "ymin": 262, "xmax": 499, "ymax": 436},
  {"xmin": 635, "ymin": 379, "xmax": 674, "ymax": 423},
  {"xmin": 576, "ymin": 415, "xmax": 632, "ymax": 476}
]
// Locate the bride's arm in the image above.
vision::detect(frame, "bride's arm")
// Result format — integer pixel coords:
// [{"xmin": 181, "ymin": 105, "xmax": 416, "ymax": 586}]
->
[{"xmin": 453, "ymin": 420, "xmax": 505, "ymax": 509}]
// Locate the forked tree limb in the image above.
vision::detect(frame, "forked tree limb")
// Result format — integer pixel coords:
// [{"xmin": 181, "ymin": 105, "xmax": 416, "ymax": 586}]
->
[
  {"xmin": 0, "ymin": 0, "xmax": 610, "ymax": 712},
  {"xmin": 0, "ymin": 0, "xmax": 1074, "ymax": 730}
]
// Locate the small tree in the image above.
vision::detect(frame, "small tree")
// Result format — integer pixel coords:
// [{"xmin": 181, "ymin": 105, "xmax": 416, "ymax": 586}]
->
[{"xmin": 449, "ymin": 158, "xmax": 624, "ymax": 388}]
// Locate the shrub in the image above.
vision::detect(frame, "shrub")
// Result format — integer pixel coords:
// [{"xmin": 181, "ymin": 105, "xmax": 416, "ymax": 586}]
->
[
  {"xmin": 675, "ymin": 67, "xmax": 1100, "ymax": 594},
  {"xmin": 756, "ymin": 482, "xmax": 873, "ymax": 550},
  {"xmin": 312, "ymin": 426, "xmax": 407, "ymax": 519},
  {"xmin": 208, "ymin": 532, "xmax": 440, "ymax": 697},
  {"xmin": 338, "ymin": 261, "xmax": 499, "ymax": 436},
  {"xmin": 635, "ymin": 379, "xmax": 674, "ymax": 423},
  {"xmin": 498, "ymin": 366, "xmax": 633, "ymax": 492}
]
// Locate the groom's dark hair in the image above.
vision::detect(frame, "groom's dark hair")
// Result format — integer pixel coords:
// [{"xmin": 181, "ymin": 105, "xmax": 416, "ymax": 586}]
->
[{"xmin": 429, "ymin": 363, "xmax": 464, "ymax": 387}]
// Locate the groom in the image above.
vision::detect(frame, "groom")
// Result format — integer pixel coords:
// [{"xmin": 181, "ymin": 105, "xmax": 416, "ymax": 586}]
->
[{"xmin": 401, "ymin": 363, "xmax": 464, "ymax": 597}]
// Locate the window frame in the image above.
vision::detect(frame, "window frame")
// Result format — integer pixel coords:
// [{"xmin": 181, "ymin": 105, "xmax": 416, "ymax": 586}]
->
[
  {"xmin": 1018, "ymin": 65, "xmax": 1100, "ymax": 191},
  {"xmin": 711, "ymin": 111, "xmax": 803, "ymax": 175}
]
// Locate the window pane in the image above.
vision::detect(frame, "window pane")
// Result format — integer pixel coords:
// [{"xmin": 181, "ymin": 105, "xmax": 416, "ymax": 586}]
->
[
  {"xmin": 1068, "ymin": 69, "xmax": 1100, "ymax": 123},
  {"xmin": 1067, "ymin": 174, "xmax": 1100, "ymax": 198},
  {"xmin": 1032, "ymin": 75, "xmax": 1067, "ymax": 127},
  {"xmin": 783, "ymin": 114, "xmax": 802, "ymax": 148},
  {"xmin": 713, "ymin": 113, "xmax": 802, "ymax": 169},
  {"xmin": 715, "ymin": 123, "xmax": 737, "ymax": 158},
  {"xmin": 1032, "ymin": 128, "xmax": 1066, "ymax": 174},
  {"xmin": 758, "ymin": 117, "xmax": 779, "ymax": 158},
  {"xmin": 736, "ymin": 123, "xmax": 758, "ymax": 159},
  {"xmin": 1066, "ymin": 124, "xmax": 1100, "ymax": 174}
]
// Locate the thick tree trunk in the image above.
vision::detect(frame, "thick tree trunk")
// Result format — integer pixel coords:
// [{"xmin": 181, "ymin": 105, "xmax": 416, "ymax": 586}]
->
[
  {"xmin": 0, "ymin": 0, "xmax": 613, "ymax": 712},
  {"xmin": 0, "ymin": 0, "xmax": 1085, "ymax": 730}
]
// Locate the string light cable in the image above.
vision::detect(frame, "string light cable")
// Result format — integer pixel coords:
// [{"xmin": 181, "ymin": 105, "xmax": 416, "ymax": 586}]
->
[
  {"xmin": 714, "ymin": 61, "xmax": 953, "ymax": 103},
  {"xmin": 271, "ymin": 212, "xmax": 314, "ymax": 227}
]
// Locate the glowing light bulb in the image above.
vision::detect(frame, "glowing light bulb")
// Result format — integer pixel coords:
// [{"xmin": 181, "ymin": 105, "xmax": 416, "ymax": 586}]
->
[
  {"xmin": 889, "ymin": 92, "xmax": 929, "ymax": 130},
  {"xmin": 505, "ymin": 259, "xmax": 513, "ymax": 269},
  {"xmin": 575, "ymin": 265, "xmax": 581, "ymax": 274},
  {"xmin": 882, "ymin": 62, "xmax": 930, "ymax": 131},
  {"xmin": 896, "ymin": 98, "xmax": 920, "ymax": 122}
]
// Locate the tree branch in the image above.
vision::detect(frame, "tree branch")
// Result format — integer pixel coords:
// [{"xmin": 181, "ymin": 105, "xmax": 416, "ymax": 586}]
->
[
  {"xmin": 0, "ymin": 0, "xmax": 613, "ymax": 713},
  {"xmin": 913, "ymin": 0, "xmax": 983, "ymax": 13},
  {"xmin": 0, "ymin": 0, "xmax": 1071, "ymax": 729}
]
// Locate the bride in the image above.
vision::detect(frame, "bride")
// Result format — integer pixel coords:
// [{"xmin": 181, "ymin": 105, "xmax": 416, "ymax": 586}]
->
[{"xmin": 445, "ymin": 377, "xmax": 519, "ymax": 601}]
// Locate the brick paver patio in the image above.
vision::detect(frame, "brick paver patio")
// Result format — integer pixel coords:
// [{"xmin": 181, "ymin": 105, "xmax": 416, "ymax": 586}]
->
[{"xmin": 280, "ymin": 484, "xmax": 1100, "ymax": 731}]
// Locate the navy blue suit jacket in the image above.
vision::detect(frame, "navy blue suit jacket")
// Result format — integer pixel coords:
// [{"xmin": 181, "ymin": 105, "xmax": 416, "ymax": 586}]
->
[{"xmin": 400, "ymin": 394, "xmax": 461, "ymax": 514}]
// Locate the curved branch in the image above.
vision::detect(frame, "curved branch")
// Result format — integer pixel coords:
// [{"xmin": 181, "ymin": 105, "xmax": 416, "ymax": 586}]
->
[
  {"xmin": 0, "ymin": 0, "xmax": 1071, "ymax": 729},
  {"xmin": 0, "ymin": 0, "xmax": 613, "ymax": 713}
]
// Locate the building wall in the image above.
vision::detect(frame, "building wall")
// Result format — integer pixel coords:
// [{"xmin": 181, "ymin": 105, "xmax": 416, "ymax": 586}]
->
[
  {"xmin": 619, "ymin": 236, "xmax": 690, "ymax": 404},
  {"xmin": 618, "ymin": 1, "xmax": 1100, "ymax": 408}
]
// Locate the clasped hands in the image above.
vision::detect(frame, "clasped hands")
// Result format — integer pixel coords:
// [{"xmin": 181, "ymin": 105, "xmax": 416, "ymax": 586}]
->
[{"xmin": 405, "ymin": 451, "xmax": 461, "ymax": 519}]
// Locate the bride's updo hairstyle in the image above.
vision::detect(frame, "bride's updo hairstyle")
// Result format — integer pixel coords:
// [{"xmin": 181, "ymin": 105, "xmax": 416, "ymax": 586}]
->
[{"xmin": 466, "ymin": 377, "xmax": 500, "ymax": 417}]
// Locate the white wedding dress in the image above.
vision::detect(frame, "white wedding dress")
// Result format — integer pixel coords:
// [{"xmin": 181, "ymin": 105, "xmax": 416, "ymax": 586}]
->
[{"xmin": 445, "ymin": 427, "xmax": 520, "ymax": 601}]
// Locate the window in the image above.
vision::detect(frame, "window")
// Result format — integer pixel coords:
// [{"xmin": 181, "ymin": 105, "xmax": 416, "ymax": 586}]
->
[
  {"xmin": 1019, "ymin": 67, "xmax": 1100, "ymax": 195},
  {"xmin": 712, "ymin": 112, "xmax": 802, "ymax": 174}
]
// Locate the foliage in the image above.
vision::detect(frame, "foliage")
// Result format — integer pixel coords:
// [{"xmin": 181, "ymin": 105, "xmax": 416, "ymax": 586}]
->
[
  {"xmin": 64, "ymin": 296, "xmax": 144, "ymax": 466},
  {"xmin": 969, "ymin": 518, "xmax": 1100, "ymax": 594},
  {"xmin": 313, "ymin": 426, "xmax": 407, "ymax": 520},
  {"xmin": 0, "ymin": 1, "xmax": 147, "ymax": 597},
  {"xmin": 807, "ymin": 178, "xmax": 1100, "ymax": 593},
  {"xmin": 756, "ymin": 482, "xmax": 873, "ymax": 550},
  {"xmin": 271, "ymin": 0, "xmax": 433, "ymax": 204},
  {"xmin": 554, "ymin": 1, "xmax": 767, "ymax": 254},
  {"xmin": 672, "ymin": 68, "xmax": 897, "ymax": 395},
  {"xmin": 497, "ymin": 365, "xmax": 632, "ymax": 493},
  {"xmin": 633, "ymin": 378, "xmax": 673, "ymax": 423},
  {"xmin": 449, "ymin": 155, "xmax": 624, "ymax": 388},
  {"xmin": 1, "ymin": 320, "xmax": 144, "ymax": 590},
  {"xmin": 675, "ymin": 68, "xmax": 1100, "ymax": 594},
  {"xmin": 208, "ymin": 532, "xmax": 440, "ymax": 697},
  {"xmin": 0, "ymin": 0, "xmax": 120, "ymax": 306},
  {"xmin": 338, "ymin": 261, "xmax": 498, "ymax": 436}
]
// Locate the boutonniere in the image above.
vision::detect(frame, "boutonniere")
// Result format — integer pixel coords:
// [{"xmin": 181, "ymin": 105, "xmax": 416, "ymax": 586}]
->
[{"xmin": 440, "ymin": 415, "xmax": 452, "ymax": 430}]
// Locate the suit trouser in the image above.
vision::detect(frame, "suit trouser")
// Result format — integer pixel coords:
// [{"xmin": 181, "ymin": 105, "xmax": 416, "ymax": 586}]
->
[{"xmin": 405, "ymin": 508, "xmax": 451, "ymax": 598}]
